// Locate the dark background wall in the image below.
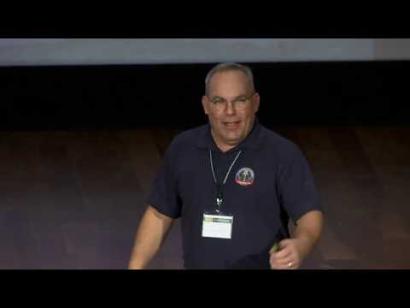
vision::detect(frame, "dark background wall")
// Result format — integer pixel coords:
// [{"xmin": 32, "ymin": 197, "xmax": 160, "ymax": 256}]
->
[{"xmin": 1, "ymin": 61, "xmax": 409, "ymax": 131}]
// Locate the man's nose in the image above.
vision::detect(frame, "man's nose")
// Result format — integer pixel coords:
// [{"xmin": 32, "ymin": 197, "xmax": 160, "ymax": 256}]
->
[{"xmin": 224, "ymin": 101, "xmax": 236, "ymax": 115}]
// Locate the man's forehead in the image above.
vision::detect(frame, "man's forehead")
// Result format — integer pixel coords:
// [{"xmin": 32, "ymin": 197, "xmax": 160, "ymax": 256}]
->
[
  {"xmin": 210, "ymin": 70, "xmax": 248, "ymax": 83},
  {"xmin": 208, "ymin": 71, "xmax": 252, "ymax": 96},
  {"xmin": 208, "ymin": 93, "xmax": 249, "ymax": 99}
]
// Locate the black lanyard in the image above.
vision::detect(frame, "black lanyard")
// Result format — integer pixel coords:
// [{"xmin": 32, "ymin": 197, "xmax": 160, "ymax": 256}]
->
[{"xmin": 209, "ymin": 149, "xmax": 242, "ymax": 213}]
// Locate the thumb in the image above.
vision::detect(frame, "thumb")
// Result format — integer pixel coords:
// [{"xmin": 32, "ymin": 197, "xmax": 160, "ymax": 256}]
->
[{"xmin": 279, "ymin": 239, "xmax": 292, "ymax": 249}]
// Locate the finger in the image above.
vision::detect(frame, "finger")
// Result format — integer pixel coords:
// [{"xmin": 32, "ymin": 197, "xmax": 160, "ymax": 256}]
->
[
  {"xmin": 272, "ymin": 247, "xmax": 293, "ymax": 259},
  {"xmin": 270, "ymin": 252, "xmax": 298, "ymax": 268},
  {"xmin": 270, "ymin": 253, "xmax": 292, "ymax": 267},
  {"xmin": 270, "ymin": 259, "xmax": 296, "ymax": 270},
  {"xmin": 274, "ymin": 257, "xmax": 293, "ymax": 267},
  {"xmin": 275, "ymin": 258, "xmax": 298, "ymax": 269},
  {"xmin": 270, "ymin": 264, "xmax": 290, "ymax": 270},
  {"xmin": 278, "ymin": 239, "xmax": 293, "ymax": 249},
  {"xmin": 269, "ymin": 258, "xmax": 290, "ymax": 270}
]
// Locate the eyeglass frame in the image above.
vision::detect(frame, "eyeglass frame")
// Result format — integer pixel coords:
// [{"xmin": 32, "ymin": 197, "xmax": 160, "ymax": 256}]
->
[{"xmin": 206, "ymin": 92, "xmax": 256, "ymax": 110}]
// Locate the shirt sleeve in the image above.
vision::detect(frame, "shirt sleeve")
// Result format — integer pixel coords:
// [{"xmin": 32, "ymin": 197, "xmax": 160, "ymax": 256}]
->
[
  {"xmin": 145, "ymin": 142, "xmax": 182, "ymax": 219},
  {"xmin": 277, "ymin": 144, "xmax": 322, "ymax": 223}
]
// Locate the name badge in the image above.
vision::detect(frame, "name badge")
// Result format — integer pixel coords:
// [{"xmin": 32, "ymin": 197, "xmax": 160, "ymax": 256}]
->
[{"xmin": 202, "ymin": 213, "xmax": 233, "ymax": 239}]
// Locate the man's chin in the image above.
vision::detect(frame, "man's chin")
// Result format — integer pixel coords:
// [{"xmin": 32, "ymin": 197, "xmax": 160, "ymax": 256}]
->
[{"xmin": 222, "ymin": 135, "xmax": 242, "ymax": 147}]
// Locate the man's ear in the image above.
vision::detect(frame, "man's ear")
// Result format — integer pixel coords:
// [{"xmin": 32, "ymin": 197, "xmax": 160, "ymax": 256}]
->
[
  {"xmin": 253, "ymin": 92, "xmax": 260, "ymax": 113},
  {"xmin": 202, "ymin": 95, "xmax": 209, "ymax": 115}
]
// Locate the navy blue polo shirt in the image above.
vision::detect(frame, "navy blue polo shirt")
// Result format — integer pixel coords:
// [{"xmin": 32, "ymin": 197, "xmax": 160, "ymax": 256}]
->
[{"xmin": 146, "ymin": 120, "xmax": 321, "ymax": 269}]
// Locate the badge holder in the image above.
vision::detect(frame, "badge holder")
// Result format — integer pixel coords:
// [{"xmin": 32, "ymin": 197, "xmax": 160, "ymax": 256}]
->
[{"xmin": 202, "ymin": 195, "xmax": 234, "ymax": 239}]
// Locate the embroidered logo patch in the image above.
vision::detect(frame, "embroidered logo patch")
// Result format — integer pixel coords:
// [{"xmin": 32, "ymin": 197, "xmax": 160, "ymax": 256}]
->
[{"xmin": 235, "ymin": 167, "xmax": 255, "ymax": 186}]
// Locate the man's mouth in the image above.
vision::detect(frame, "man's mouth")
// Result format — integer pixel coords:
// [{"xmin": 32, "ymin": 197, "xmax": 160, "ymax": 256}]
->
[{"xmin": 223, "ymin": 120, "xmax": 241, "ymax": 129}]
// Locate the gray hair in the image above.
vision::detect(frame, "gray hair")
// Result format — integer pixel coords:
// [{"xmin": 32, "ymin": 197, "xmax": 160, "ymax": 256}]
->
[{"xmin": 204, "ymin": 62, "xmax": 255, "ymax": 96}]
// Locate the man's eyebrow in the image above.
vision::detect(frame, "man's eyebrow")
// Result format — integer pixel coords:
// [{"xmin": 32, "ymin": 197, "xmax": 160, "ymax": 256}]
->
[
  {"xmin": 209, "ymin": 95, "xmax": 225, "ymax": 101},
  {"xmin": 210, "ymin": 94, "xmax": 248, "ymax": 100}
]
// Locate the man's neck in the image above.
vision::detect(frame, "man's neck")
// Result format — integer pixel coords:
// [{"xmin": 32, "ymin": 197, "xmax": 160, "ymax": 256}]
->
[
  {"xmin": 210, "ymin": 131, "xmax": 240, "ymax": 153},
  {"xmin": 215, "ymin": 142, "xmax": 236, "ymax": 153}
]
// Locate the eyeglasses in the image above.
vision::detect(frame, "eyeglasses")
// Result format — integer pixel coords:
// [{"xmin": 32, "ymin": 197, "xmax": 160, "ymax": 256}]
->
[{"xmin": 208, "ymin": 93, "xmax": 255, "ymax": 110}]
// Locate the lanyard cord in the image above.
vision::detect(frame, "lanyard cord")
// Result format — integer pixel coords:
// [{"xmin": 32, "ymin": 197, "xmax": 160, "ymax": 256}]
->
[
  {"xmin": 209, "ymin": 149, "xmax": 242, "ymax": 211},
  {"xmin": 209, "ymin": 149, "xmax": 242, "ymax": 185}
]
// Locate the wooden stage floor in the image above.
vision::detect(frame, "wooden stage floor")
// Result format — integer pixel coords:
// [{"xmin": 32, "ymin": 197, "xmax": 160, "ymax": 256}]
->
[{"xmin": 1, "ymin": 126, "xmax": 409, "ymax": 269}]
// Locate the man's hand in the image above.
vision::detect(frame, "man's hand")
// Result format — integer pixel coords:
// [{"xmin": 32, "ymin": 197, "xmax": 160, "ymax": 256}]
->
[
  {"xmin": 269, "ymin": 238, "xmax": 305, "ymax": 269},
  {"xmin": 269, "ymin": 210, "xmax": 324, "ymax": 270}
]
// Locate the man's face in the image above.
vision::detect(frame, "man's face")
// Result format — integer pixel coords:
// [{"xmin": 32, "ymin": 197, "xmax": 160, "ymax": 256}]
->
[{"xmin": 202, "ymin": 70, "xmax": 260, "ymax": 151}]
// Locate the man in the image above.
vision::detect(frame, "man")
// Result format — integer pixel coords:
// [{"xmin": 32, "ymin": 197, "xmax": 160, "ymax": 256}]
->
[{"xmin": 128, "ymin": 63, "xmax": 323, "ymax": 269}]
